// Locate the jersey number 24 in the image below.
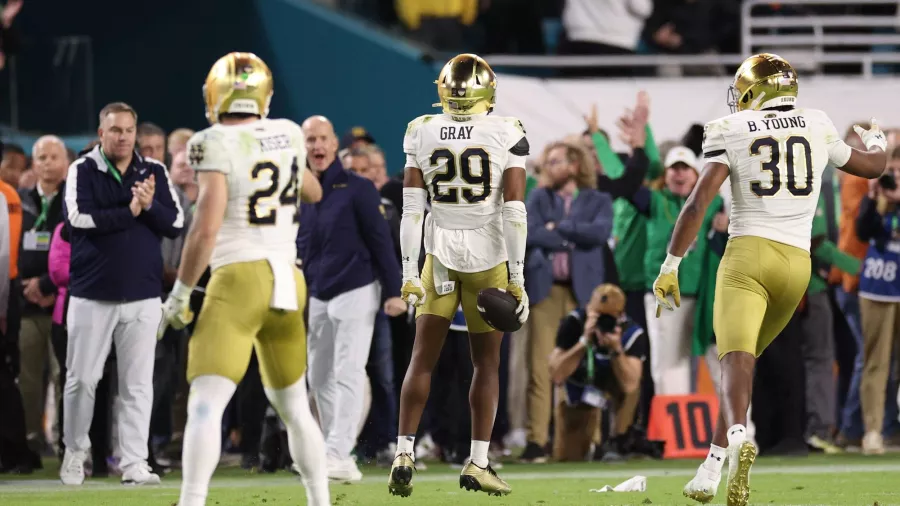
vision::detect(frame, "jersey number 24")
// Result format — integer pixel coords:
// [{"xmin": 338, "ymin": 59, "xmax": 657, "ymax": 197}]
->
[
  {"xmin": 750, "ymin": 136, "xmax": 814, "ymax": 198},
  {"xmin": 248, "ymin": 159, "xmax": 301, "ymax": 225}
]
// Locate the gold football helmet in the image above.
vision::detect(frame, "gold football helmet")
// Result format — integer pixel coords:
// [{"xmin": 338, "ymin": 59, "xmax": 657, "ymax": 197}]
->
[
  {"xmin": 727, "ymin": 53, "xmax": 798, "ymax": 113},
  {"xmin": 434, "ymin": 53, "xmax": 497, "ymax": 116},
  {"xmin": 202, "ymin": 52, "xmax": 273, "ymax": 124}
]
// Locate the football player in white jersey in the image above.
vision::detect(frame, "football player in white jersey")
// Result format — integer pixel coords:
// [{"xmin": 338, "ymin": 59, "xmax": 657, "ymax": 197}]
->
[
  {"xmin": 388, "ymin": 53, "xmax": 529, "ymax": 497},
  {"xmin": 652, "ymin": 53, "xmax": 888, "ymax": 506},
  {"xmin": 159, "ymin": 52, "xmax": 330, "ymax": 506}
]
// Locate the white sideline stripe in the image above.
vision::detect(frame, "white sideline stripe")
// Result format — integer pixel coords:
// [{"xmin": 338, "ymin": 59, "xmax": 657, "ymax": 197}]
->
[{"xmin": 2, "ymin": 463, "xmax": 900, "ymax": 494}]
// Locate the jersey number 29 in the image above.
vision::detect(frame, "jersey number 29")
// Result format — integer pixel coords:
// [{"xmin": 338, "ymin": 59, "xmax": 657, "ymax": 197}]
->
[
  {"xmin": 248, "ymin": 159, "xmax": 301, "ymax": 225},
  {"xmin": 749, "ymin": 136, "xmax": 813, "ymax": 198},
  {"xmin": 430, "ymin": 147, "xmax": 491, "ymax": 204}
]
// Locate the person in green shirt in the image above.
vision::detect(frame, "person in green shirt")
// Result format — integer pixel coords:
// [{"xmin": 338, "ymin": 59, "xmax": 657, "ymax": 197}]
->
[
  {"xmin": 583, "ymin": 95, "xmax": 663, "ymax": 331},
  {"xmin": 801, "ymin": 195, "xmax": 862, "ymax": 454},
  {"xmin": 600, "ymin": 142, "xmax": 721, "ymax": 396}
]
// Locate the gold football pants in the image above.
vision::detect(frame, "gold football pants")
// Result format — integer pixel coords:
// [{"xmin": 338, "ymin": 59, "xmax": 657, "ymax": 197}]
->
[
  {"xmin": 187, "ymin": 260, "xmax": 308, "ymax": 389},
  {"xmin": 416, "ymin": 254, "xmax": 509, "ymax": 334},
  {"xmin": 713, "ymin": 236, "xmax": 810, "ymax": 358}
]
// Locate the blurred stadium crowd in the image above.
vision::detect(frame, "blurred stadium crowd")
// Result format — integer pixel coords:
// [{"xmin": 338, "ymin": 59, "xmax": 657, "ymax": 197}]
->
[{"xmin": 0, "ymin": 0, "xmax": 899, "ymax": 487}]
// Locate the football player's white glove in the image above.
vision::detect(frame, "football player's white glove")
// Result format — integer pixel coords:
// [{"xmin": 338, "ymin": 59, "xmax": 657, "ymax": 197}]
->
[
  {"xmin": 506, "ymin": 270, "xmax": 529, "ymax": 325},
  {"xmin": 400, "ymin": 276, "xmax": 426, "ymax": 308},
  {"xmin": 158, "ymin": 281, "xmax": 194, "ymax": 339},
  {"xmin": 854, "ymin": 118, "xmax": 888, "ymax": 152}
]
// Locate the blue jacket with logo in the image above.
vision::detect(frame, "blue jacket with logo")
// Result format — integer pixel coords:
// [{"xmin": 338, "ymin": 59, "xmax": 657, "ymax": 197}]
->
[
  {"xmin": 857, "ymin": 196, "xmax": 900, "ymax": 302},
  {"xmin": 64, "ymin": 146, "xmax": 184, "ymax": 302},
  {"xmin": 296, "ymin": 159, "xmax": 401, "ymax": 301}
]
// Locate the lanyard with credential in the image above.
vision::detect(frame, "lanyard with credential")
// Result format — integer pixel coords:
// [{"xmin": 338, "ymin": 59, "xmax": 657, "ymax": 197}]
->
[
  {"xmin": 99, "ymin": 148, "xmax": 123, "ymax": 185},
  {"xmin": 584, "ymin": 336, "xmax": 595, "ymax": 383},
  {"xmin": 32, "ymin": 197, "xmax": 51, "ymax": 230}
]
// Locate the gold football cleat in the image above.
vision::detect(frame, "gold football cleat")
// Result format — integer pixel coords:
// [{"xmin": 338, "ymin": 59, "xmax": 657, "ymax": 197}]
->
[
  {"xmin": 459, "ymin": 459, "xmax": 511, "ymax": 497},
  {"xmin": 387, "ymin": 453, "xmax": 415, "ymax": 497},
  {"xmin": 726, "ymin": 441, "xmax": 757, "ymax": 506}
]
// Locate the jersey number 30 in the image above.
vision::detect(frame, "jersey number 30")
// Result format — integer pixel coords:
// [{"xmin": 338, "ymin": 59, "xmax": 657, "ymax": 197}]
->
[
  {"xmin": 430, "ymin": 147, "xmax": 491, "ymax": 204},
  {"xmin": 248, "ymin": 159, "xmax": 301, "ymax": 225},
  {"xmin": 749, "ymin": 136, "xmax": 813, "ymax": 198}
]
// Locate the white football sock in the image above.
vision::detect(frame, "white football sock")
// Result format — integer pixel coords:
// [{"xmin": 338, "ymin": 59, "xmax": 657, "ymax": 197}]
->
[
  {"xmin": 702, "ymin": 444, "xmax": 726, "ymax": 473},
  {"xmin": 470, "ymin": 440, "xmax": 490, "ymax": 468},
  {"xmin": 397, "ymin": 435, "xmax": 416, "ymax": 459},
  {"xmin": 265, "ymin": 375, "xmax": 330, "ymax": 506},
  {"xmin": 178, "ymin": 375, "xmax": 237, "ymax": 506},
  {"xmin": 727, "ymin": 424, "xmax": 748, "ymax": 447}
]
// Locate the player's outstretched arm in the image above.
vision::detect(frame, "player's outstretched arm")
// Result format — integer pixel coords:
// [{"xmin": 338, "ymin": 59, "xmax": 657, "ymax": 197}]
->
[
  {"xmin": 399, "ymin": 167, "xmax": 427, "ymax": 306},
  {"xmin": 836, "ymin": 120, "xmax": 888, "ymax": 179},
  {"xmin": 177, "ymin": 172, "xmax": 228, "ymax": 289},
  {"xmin": 668, "ymin": 162, "xmax": 730, "ymax": 258}
]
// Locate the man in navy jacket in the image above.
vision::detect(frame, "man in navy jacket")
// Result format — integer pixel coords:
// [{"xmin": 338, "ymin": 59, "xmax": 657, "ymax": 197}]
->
[
  {"xmin": 296, "ymin": 116, "xmax": 404, "ymax": 482},
  {"xmin": 60, "ymin": 102, "xmax": 183, "ymax": 486}
]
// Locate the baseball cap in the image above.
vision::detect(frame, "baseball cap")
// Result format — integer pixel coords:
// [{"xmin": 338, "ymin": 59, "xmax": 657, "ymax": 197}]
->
[
  {"xmin": 591, "ymin": 284, "xmax": 626, "ymax": 316},
  {"xmin": 664, "ymin": 146, "xmax": 698, "ymax": 169},
  {"xmin": 340, "ymin": 126, "xmax": 375, "ymax": 150}
]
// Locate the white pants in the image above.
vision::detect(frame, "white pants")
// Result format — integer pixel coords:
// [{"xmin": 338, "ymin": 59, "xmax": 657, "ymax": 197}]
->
[
  {"xmin": 645, "ymin": 293, "xmax": 696, "ymax": 395},
  {"xmin": 307, "ymin": 282, "xmax": 380, "ymax": 460},
  {"xmin": 63, "ymin": 296, "xmax": 161, "ymax": 469}
]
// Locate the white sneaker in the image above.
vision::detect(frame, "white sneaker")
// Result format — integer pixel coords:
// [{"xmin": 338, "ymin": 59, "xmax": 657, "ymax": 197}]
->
[
  {"xmin": 683, "ymin": 464, "xmax": 721, "ymax": 503},
  {"xmin": 326, "ymin": 457, "xmax": 362, "ymax": 482},
  {"xmin": 121, "ymin": 462, "xmax": 161, "ymax": 485},
  {"xmin": 862, "ymin": 431, "xmax": 885, "ymax": 455},
  {"xmin": 60, "ymin": 450, "xmax": 87, "ymax": 486}
]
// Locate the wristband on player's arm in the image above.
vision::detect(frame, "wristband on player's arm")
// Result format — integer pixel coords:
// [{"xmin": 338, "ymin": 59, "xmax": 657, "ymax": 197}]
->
[{"xmin": 661, "ymin": 253, "xmax": 682, "ymax": 272}]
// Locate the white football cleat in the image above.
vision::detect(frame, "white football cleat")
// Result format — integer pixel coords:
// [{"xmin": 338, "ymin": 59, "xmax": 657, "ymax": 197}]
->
[
  {"xmin": 683, "ymin": 464, "xmax": 721, "ymax": 504},
  {"xmin": 60, "ymin": 449, "xmax": 87, "ymax": 486},
  {"xmin": 121, "ymin": 462, "xmax": 161, "ymax": 485},
  {"xmin": 326, "ymin": 456, "xmax": 363, "ymax": 482}
]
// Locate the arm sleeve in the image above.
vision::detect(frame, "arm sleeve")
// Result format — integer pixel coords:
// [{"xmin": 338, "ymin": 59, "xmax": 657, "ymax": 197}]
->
[
  {"xmin": 400, "ymin": 187, "xmax": 426, "ymax": 278},
  {"xmin": 556, "ymin": 192, "xmax": 614, "ymax": 247},
  {"xmin": 555, "ymin": 313, "xmax": 584, "ymax": 350},
  {"xmin": 64, "ymin": 161, "xmax": 135, "ymax": 234},
  {"xmin": 644, "ymin": 125, "xmax": 664, "ymax": 180},
  {"xmin": 820, "ymin": 114, "xmax": 853, "ymax": 168},
  {"xmin": 138, "ymin": 164, "xmax": 185, "ymax": 239},
  {"xmin": 596, "ymin": 148, "xmax": 649, "ymax": 199},
  {"xmin": 503, "ymin": 200, "xmax": 528, "ymax": 277},
  {"xmin": 187, "ymin": 131, "xmax": 233, "ymax": 174},
  {"xmin": 526, "ymin": 192, "xmax": 568, "ymax": 250},
  {"xmin": 592, "ymin": 131, "xmax": 625, "ymax": 178},
  {"xmin": 813, "ymin": 240, "xmax": 862, "ymax": 275},
  {"xmin": 48, "ymin": 223, "xmax": 70, "ymax": 289},
  {"xmin": 0, "ymin": 194, "xmax": 8, "ymax": 318},
  {"xmin": 702, "ymin": 119, "xmax": 730, "ymax": 167},
  {"xmin": 355, "ymin": 181, "xmax": 402, "ymax": 298}
]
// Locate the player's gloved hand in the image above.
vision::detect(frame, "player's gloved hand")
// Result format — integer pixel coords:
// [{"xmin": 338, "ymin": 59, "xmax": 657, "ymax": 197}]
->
[
  {"xmin": 653, "ymin": 255, "xmax": 682, "ymax": 318},
  {"xmin": 159, "ymin": 280, "xmax": 194, "ymax": 339},
  {"xmin": 854, "ymin": 118, "xmax": 888, "ymax": 152},
  {"xmin": 506, "ymin": 270, "xmax": 530, "ymax": 325},
  {"xmin": 401, "ymin": 277, "xmax": 426, "ymax": 307}
]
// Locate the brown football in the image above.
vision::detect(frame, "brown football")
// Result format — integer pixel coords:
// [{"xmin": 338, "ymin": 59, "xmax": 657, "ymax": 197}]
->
[{"xmin": 476, "ymin": 288, "xmax": 522, "ymax": 333}]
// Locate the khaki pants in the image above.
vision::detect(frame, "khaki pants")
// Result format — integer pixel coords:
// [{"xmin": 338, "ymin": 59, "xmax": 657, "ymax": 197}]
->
[
  {"xmin": 552, "ymin": 384, "xmax": 641, "ymax": 461},
  {"xmin": 507, "ymin": 326, "xmax": 528, "ymax": 433},
  {"xmin": 526, "ymin": 284, "xmax": 576, "ymax": 446},
  {"xmin": 859, "ymin": 297, "xmax": 900, "ymax": 434},
  {"xmin": 18, "ymin": 313, "xmax": 56, "ymax": 442}
]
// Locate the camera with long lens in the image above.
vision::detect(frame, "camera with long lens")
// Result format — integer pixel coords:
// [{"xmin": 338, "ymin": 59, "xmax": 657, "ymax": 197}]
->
[{"xmin": 879, "ymin": 173, "xmax": 897, "ymax": 191}]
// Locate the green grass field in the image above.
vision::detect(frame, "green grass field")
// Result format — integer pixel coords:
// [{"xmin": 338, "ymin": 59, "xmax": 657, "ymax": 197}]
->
[{"xmin": 2, "ymin": 454, "xmax": 899, "ymax": 505}]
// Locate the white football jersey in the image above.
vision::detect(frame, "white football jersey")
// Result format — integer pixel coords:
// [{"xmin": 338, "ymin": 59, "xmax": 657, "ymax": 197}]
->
[
  {"xmin": 703, "ymin": 108, "xmax": 852, "ymax": 252},
  {"xmin": 404, "ymin": 113, "xmax": 528, "ymax": 272},
  {"xmin": 186, "ymin": 118, "xmax": 306, "ymax": 270}
]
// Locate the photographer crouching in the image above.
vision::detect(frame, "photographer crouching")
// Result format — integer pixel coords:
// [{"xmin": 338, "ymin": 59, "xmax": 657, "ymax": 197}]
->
[{"xmin": 548, "ymin": 284, "xmax": 647, "ymax": 462}]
